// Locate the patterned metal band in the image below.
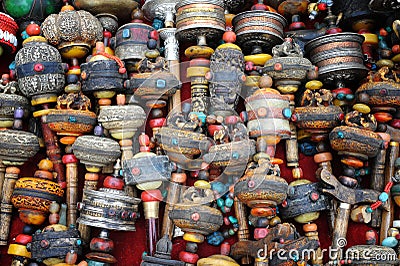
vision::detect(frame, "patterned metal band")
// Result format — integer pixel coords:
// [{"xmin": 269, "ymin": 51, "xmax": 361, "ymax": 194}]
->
[
  {"xmin": 30, "ymin": 227, "xmax": 83, "ymax": 260},
  {"xmin": 77, "ymin": 188, "xmax": 140, "ymax": 231}
]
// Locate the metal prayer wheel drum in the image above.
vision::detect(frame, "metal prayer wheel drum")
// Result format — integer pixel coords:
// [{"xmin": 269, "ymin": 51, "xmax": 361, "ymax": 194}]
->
[
  {"xmin": 72, "ymin": 0, "xmax": 139, "ymax": 23},
  {"xmin": 15, "ymin": 37, "xmax": 66, "ymax": 104},
  {"xmin": 11, "ymin": 178, "xmax": 64, "ymax": 225},
  {"xmin": 304, "ymin": 33, "xmax": 368, "ymax": 87},
  {"xmin": 2, "ymin": 0, "xmax": 62, "ymax": 25},
  {"xmin": 280, "ymin": 181, "xmax": 330, "ymax": 222},
  {"xmin": 245, "ymin": 88, "xmax": 291, "ymax": 145},
  {"xmin": 77, "ymin": 188, "xmax": 140, "ymax": 231},
  {"xmin": 232, "ymin": 11, "xmax": 287, "ymax": 54},
  {"xmin": 142, "ymin": 0, "xmax": 179, "ymax": 27},
  {"xmin": 80, "ymin": 59, "xmax": 128, "ymax": 95},
  {"xmin": 0, "ymin": 130, "xmax": 40, "ymax": 165},
  {"xmin": 203, "ymin": 139, "xmax": 256, "ymax": 178},
  {"xmin": 175, "ymin": 0, "xmax": 226, "ymax": 43},
  {"xmin": 234, "ymin": 173, "xmax": 288, "ymax": 208},
  {"xmin": 41, "ymin": 9, "xmax": 103, "ymax": 59},
  {"xmin": 329, "ymin": 126, "xmax": 384, "ymax": 159},
  {"xmin": 356, "ymin": 81, "xmax": 400, "ymax": 107},
  {"xmin": 169, "ymin": 204, "xmax": 223, "ymax": 235},
  {"xmin": 72, "ymin": 135, "xmax": 121, "ymax": 168},
  {"xmin": 112, "ymin": 23, "xmax": 156, "ymax": 71},
  {"xmin": 346, "ymin": 245, "xmax": 399, "ymax": 265},
  {"xmin": 29, "ymin": 225, "xmax": 83, "ymax": 262},
  {"xmin": 98, "ymin": 105, "xmax": 146, "ymax": 140},
  {"xmin": 293, "ymin": 105, "xmax": 344, "ymax": 133},
  {"xmin": 43, "ymin": 110, "xmax": 97, "ymax": 136}
]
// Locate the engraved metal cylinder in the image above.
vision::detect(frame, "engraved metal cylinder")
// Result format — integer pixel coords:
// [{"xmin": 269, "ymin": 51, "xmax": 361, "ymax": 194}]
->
[
  {"xmin": 305, "ymin": 33, "xmax": 368, "ymax": 86},
  {"xmin": 232, "ymin": 10, "xmax": 287, "ymax": 54},
  {"xmin": 175, "ymin": 0, "xmax": 226, "ymax": 42}
]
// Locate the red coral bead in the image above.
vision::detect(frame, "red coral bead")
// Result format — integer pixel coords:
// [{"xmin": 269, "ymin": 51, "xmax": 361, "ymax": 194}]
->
[
  {"xmin": 26, "ymin": 23, "xmax": 41, "ymax": 36},
  {"xmin": 179, "ymin": 251, "xmax": 199, "ymax": 264},
  {"xmin": 141, "ymin": 189, "xmax": 162, "ymax": 202},
  {"xmin": 15, "ymin": 234, "xmax": 32, "ymax": 245},
  {"xmin": 222, "ymin": 31, "xmax": 236, "ymax": 43},
  {"xmin": 103, "ymin": 176, "xmax": 124, "ymax": 190}
]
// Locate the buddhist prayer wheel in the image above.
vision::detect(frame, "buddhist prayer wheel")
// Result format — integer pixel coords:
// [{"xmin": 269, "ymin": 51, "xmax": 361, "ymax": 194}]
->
[{"xmin": 2, "ymin": 0, "xmax": 400, "ymax": 265}]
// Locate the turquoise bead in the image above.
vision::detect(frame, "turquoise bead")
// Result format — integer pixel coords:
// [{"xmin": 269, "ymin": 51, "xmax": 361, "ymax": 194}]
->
[
  {"xmin": 228, "ymin": 216, "xmax": 238, "ymax": 224},
  {"xmin": 217, "ymin": 198, "xmax": 225, "ymax": 208},
  {"xmin": 337, "ymin": 131, "xmax": 344, "ymax": 139},
  {"xmin": 225, "ymin": 197, "xmax": 234, "ymax": 208},
  {"xmin": 228, "ymin": 229, "xmax": 235, "ymax": 236},
  {"xmin": 366, "ymin": 206, "xmax": 373, "ymax": 213},
  {"xmin": 282, "ymin": 108, "xmax": 292, "ymax": 119},
  {"xmin": 232, "ymin": 152, "xmax": 239, "ymax": 159},
  {"xmin": 382, "ymin": 236, "xmax": 398, "ymax": 247},
  {"xmin": 379, "ymin": 192, "xmax": 389, "ymax": 202},
  {"xmin": 337, "ymin": 93, "xmax": 345, "ymax": 100},
  {"xmin": 345, "ymin": 94, "xmax": 355, "ymax": 101},
  {"xmin": 211, "ymin": 182, "xmax": 226, "ymax": 194}
]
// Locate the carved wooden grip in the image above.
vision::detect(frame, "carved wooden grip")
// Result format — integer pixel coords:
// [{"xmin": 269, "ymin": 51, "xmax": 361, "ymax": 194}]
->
[
  {"xmin": 0, "ymin": 170, "xmax": 19, "ymax": 245},
  {"xmin": 66, "ymin": 162, "xmax": 78, "ymax": 226},
  {"xmin": 330, "ymin": 203, "xmax": 351, "ymax": 263}
]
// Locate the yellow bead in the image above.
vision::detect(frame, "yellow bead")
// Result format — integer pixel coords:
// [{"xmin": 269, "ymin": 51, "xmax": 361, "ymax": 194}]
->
[
  {"xmin": 353, "ymin": 103, "xmax": 371, "ymax": 114},
  {"xmin": 362, "ymin": 33, "xmax": 378, "ymax": 45},
  {"xmin": 244, "ymin": 54, "xmax": 272, "ymax": 65},
  {"xmin": 217, "ymin": 43, "xmax": 241, "ymax": 51},
  {"xmin": 333, "ymin": 99, "xmax": 347, "ymax": 107},
  {"xmin": 294, "ymin": 212, "xmax": 320, "ymax": 224},
  {"xmin": 186, "ymin": 66, "xmax": 209, "ymax": 78},
  {"xmin": 7, "ymin": 243, "xmax": 31, "ymax": 258},
  {"xmin": 289, "ymin": 179, "xmax": 311, "ymax": 187},
  {"xmin": 137, "ymin": 181, "xmax": 162, "ymax": 191},
  {"xmin": 305, "ymin": 80, "xmax": 323, "ymax": 90},
  {"xmin": 61, "ymin": 46, "xmax": 89, "ymax": 59},
  {"xmin": 194, "ymin": 180, "xmax": 211, "ymax": 189},
  {"xmin": 277, "ymin": 85, "xmax": 298, "ymax": 94},
  {"xmin": 183, "ymin": 232, "xmax": 205, "ymax": 243},
  {"xmin": 244, "ymin": 76, "xmax": 260, "ymax": 87},
  {"xmin": 0, "ymin": 120, "xmax": 13, "ymax": 128},
  {"xmin": 376, "ymin": 59, "xmax": 394, "ymax": 69},
  {"xmin": 31, "ymin": 95, "xmax": 58, "ymax": 106},
  {"xmin": 297, "ymin": 129, "xmax": 312, "ymax": 141},
  {"xmin": 43, "ymin": 258, "xmax": 64, "ymax": 265},
  {"xmin": 33, "ymin": 109, "xmax": 52, "ymax": 118},
  {"xmin": 392, "ymin": 54, "xmax": 400, "ymax": 63},
  {"xmin": 67, "ymin": 68, "xmax": 81, "ymax": 75},
  {"xmin": 185, "ymin": 46, "xmax": 214, "ymax": 59},
  {"xmin": 94, "ymin": 91, "xmax": 116, "ymax": 99},
  {"xmin": 86, "ymin": 166, "xmax": 101, "ymax": 173}
]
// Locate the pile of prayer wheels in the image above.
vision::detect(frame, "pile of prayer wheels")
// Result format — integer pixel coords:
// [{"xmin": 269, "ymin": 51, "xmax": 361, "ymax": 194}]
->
[{"xmin": 1, "ymin": 0, "xmax": 400, "ymax": 265}]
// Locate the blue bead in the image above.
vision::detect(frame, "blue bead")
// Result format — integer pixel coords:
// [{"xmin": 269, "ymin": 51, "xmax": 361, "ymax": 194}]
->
[
  {"xmin": 299, "ymin": 142, "xmax": 317, "ymax": 156},
  {"xmin": 76, "ymin": 239, "xmax": 82, "ymax": 246},
  {"xmin": 228, "ymin": 229, "xmax": 235, "ymax": 236},
  {"xmin": 282, "ymin": 108, "xmax": 292, "ymax": 119},
  {"xmin": 9, "ymin": 61, "xmax": 16, "ymax": 70},
  {"xmin": 156, "ymin": 79, "xmax": 166, "ymax": 89},
  {"xmin": 337, "ymin": 93, "xmax": 345, "ymax": 100},
  {"xmin": 190, "ymin": 112, "xmax": 206, "ymax": 124},
  {"xmin": 147, "ymin": 39, "xmax": 157, "ymax": 50},
  {"xmin": 152, "ymin": 18, "xmax": 164, "ymax": 30},
  {"xmin": 225, "ymin": 197, "xmax": 234, "ymax": 208},
  {"xmin": 211, "ymin": 182, "xmax": 226, "ymax": 194},
  {"xmin": 382, "ymin": 236, "xmax": 398, "ymax": 247},
  {"xmin": 122, "ymin": 29, "xmax": 130, "ymax": 38},
  {"xmin": 207, "ymin": 232, "xmax": 224, "ymax": 246},
  {"xmin": 337, "ymin": 131, "xmax": 344, "ymax": 139},
  {"xmin": 94, "ymin": 125, "xmax": 104, "ymax": 136},
  {"xmin": 68, "ymin": 116, "xmax": 77, "ymax": 123},
  {"xmin": 345, "ymin": 94, "xmax": 355, "ymax": 101},
  {"xmin": 365, "ymin": 168, "xmax": 370, "ymax": 175},
  {"xmin": 232, "ymin": 152, "xmax": 239, "ymax": 159},
  {"xmin": 21, "ymin": 30, "xmax": 29, "ymax": 40},
  {"xmin": 14, "ymin": 107, "xmax": 24, "ymax": 119},
  {"xmin": 172, "ymin": 138, "xmax": 178, "ymax": 145},
  {"xmin": 379, "ymin": 192, "xmax": 389, "ymax": 202},
  {"xmin": 366, "ymin": 206, "xmax": 373, "ymax": 213},
  {"xmin": 228, "ymin": 216, "xmax": 238, "ymax": 224},
  {"xmin": 217, "ymin": 198, "xmax": 225, "ymax": 208}
]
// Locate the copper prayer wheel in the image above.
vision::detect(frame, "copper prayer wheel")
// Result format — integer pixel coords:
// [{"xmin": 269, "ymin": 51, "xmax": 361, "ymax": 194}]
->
[
  {"xmin": 175, "ymin": 0, "xmax": 226, "ymax": 43},
  {"xmin": 304, "ymin": 33, "xmax": 368, "ymax": 87},
  {"xmin": 356, "ymin": 81, "xmax": 400, "ymax": 107},
  {"xmin": 232, "ymin": 10, "xmax": 287, "ymax": 54},
  {"xmin": 72, "ymin": 0, "xmax": 139, "ymax": 23},
  {"xmin": 44, "ymin": 110, "xmax": 97, "ymax": 137}
]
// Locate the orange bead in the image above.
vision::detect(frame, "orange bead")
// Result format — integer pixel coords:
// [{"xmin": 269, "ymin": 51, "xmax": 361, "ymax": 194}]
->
[
  {"xmin": 119, "ymin": 139, "xmax": 133, "ymax": 147},
  {"xmin": 379, "ymin": 28, "xmax": 388, "ymax": 37},
  {"xmin": 60, "ymin": 136, "xmax": 76, "ymax": 145},
  {"xmin": 251, "ymin": 207, "xmax": 276, "ymax": 217},
  {"xmin": 85, "ymin": 173, "xmax": 99, "ymax": 181},
  {"xmin": 38, "ymin": 159, "xmax": 53, "ymax": 171},
  {"xmin": 116, "ymin": 94, "xmax": 126, "ymax": 105},
  {"xmin": 222, "ymin": 31, "xmax": 236, "ymax": 43},
  {"xmin": 314, "ymin": 152, "xmax": 332, "ymax": 164},
  {"xmin": 374, "ymin": 112, "xmax": 392, "ymax": 123},
  {"xmin": 225, "ymin": 13, "xmax": 235, "ymax": 28},
  {"xmin": 34, "ymin": 170, "xmax": 53, "ymax": 180},
  {"xmin": 171, "ymin": 173, "xmax": 187, "ymax": 183},
  {"xmin": 271, "ymin": 158, "xmax": 283, "ymax": 165},
  {"xmin": 303, "ymin": 223, "xmax": 318, "ymax": 232},
  {"xmin": 393, "ymin": 45, "xmax": 400, "ymax": 54},
  {"xmin": 61, "ymin": 4, "xmax": 75, "ymax": 11},
  {"xmin": 6, "ymin": 167, "xmax": 20, "ymax": 174},
  {"xmin": 98, "ymin": 98, "xmax": 112, "ymax": 106},
  {"xmin": 341, "ymin": 157, "xmax": 364, "ymax": 168}
]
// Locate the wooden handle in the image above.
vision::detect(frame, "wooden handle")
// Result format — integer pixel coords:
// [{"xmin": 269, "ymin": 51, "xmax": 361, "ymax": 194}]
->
[
  {"xmin": 370, "ymin": 148, "xmax": 386, "ymax": 228},
  {"xmin": 0, "ymin": 170, "xmax": 19, "ymax": 245},
  {"xmin": 169, "ymin": 60, "xmax": 181, "ymax": 113},
  {"xmin": 286, "ymin": 123, "xmax": 299, "ymax": 168},
  {"xmin": 0, "ymin": 161, "xmax": 6, "ymax": 202},
  {"xmin": 66, "ymin": 162, "xmax": 78, "ymax": 226},
  {"xmin": 161, "ymin": 181, "xmax": 180, "ymax": 239},
  {"xmin": 234, "ymin": 197, "xmax": 252, "ymax": 265},
  {"xmin": 41, "ymin": 120, "xmax": 65, "ymax": 187},
  {"xmin": 380, "ymin": 141, "xmax": 399, "ymax": 244},
  {"xmin": 330, "ymin": 202, "xmax": 351, "ymax": 263}
]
